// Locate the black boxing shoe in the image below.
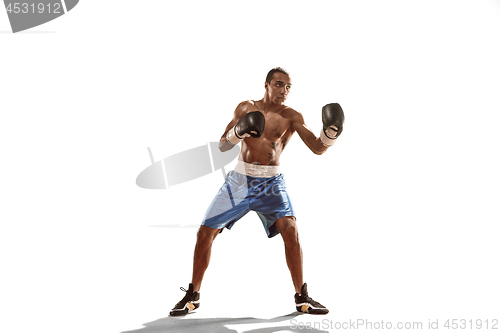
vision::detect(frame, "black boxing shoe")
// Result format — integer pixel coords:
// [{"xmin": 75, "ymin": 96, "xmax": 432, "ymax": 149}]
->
[
  {"xmin": 294, "ymin": 283, "xmax": 329, "ymax": 315},
  {"xmin": 169, "ymin": 283, "xmax": 200, "ymax": 316}
]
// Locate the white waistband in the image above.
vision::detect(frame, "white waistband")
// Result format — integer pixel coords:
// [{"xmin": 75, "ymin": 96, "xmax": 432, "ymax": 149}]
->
[{"xmin": 234, "ymin": 160, "xmax": 280, "ymax": 178}]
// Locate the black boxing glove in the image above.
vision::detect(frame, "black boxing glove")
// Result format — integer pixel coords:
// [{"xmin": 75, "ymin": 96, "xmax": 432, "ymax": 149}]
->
[
  {"xmin": 226, "ymin": 111, "xmax": 266, "ymax": 144},
  {"xmin": 319, "ymin": 103, "xmax": 344, "ymax": 147}
]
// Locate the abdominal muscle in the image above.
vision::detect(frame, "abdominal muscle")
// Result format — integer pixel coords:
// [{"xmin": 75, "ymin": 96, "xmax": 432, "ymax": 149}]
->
[
  {"xmin": 239, "ymin": 134, "xmax": 290, "ymax": 166},
  {"xmin": 237, "ymin": 104, "xmax": 295, "ymax": 166}
]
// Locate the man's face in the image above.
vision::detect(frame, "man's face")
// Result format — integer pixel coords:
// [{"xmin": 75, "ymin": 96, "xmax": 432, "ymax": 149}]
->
[{"xmin": 265, "ymin": 73, "xmax": 292, "ymax": 105}]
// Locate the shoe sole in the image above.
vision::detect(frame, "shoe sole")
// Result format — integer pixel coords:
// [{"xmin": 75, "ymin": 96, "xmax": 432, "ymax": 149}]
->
[
  {"xmin": 169, "ymin": 301, "xmax": 200, "ymax": 316},
  {"xmin": 296, "ymin": 303, "xmax": 329, "ymax": 315}
]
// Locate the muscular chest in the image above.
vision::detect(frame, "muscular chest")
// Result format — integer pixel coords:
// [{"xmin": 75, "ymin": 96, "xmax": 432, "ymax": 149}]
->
[{"xmin": 262, "ymin": 112, "xmax": 292, "ymax": 140}]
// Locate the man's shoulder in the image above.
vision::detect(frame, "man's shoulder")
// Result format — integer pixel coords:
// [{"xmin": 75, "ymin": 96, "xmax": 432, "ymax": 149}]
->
[
  {"xmin": 240, "ymin": 99, "xmax": 258, "ymax": 106},
  {"xmin": 236, "ymin": 100, "xmax": 257, "ymax": 111},
  {"xmin": 281, "ymin": 105, "xmax": 301, "ymax": 118}
]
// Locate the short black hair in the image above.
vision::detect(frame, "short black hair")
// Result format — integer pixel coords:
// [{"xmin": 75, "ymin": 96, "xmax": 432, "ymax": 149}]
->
[{"xmin": 266, "ymin": 67, "xmax": 290, "ymax": 84}]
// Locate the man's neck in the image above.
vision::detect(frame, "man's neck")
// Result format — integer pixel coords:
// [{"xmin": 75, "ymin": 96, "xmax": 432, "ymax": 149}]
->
[{"xmin": 260, "ymin": 96, "xmax": 284, "ymax": 112}]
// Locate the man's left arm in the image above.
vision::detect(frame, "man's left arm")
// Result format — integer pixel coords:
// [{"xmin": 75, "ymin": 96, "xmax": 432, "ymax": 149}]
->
[
  {"xmin": 291, "ymin": 111, "xmax": 328, "ymax": 155},
  {"xmin": 290, "ymin": 104, "xmax": 343, "ymax": 155}
]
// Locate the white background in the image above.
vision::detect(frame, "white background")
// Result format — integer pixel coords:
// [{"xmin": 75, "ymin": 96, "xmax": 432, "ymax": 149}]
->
[{"xmin": 1, "ymin": 1, "xmax": 499, "ymax": 332}]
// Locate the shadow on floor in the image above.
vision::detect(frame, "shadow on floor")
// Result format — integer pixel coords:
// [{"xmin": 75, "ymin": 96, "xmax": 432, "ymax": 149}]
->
[{"xmin": 122, "ymin": 312, "xmax": 328, "ymax": 333}]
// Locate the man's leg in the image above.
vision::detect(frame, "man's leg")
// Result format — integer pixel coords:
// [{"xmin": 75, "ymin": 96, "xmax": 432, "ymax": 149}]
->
[
  {"xmin": 170, "ymin": 170, "xmax": 250, "ymax": 316},
  {"xmin": 192, "ymin": 225, "xmax": 221, "ymax": 292},
  {"xmin": 170, "ymin": 225, "xmax": 221, "ymax": 316},
  {"xmin": 275, "ymin": 216, "xmax": 303, "ymax": 293},
  {"xmin": 275, "ymin": 216, "xmax": 329, "ymax": 314}
]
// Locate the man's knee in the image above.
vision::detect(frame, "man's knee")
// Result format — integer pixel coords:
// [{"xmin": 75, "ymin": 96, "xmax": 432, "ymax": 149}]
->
[
  {"xmin": 196, "ymin": 225, "xmax": 220, "ymax": 245},
  {"xmin": 276, "ymin": 217, "xmax": 299, "ymax": 244}
]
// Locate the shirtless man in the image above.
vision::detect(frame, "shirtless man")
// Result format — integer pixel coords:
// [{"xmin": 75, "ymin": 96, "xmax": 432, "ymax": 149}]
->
[{"xmin": 170, "ymin": 67, "xmax": 344, "ymax": 316}]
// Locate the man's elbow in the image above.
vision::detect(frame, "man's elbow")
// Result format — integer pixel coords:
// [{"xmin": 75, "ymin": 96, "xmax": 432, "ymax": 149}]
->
[
  {"xmin": 311, "ymin": 142, "xmax": 328, "ymax": 155},
  {"xmin": 219, "ymin": 141, "xmax": 235, "ymax": 152},
  {"xmin": 313, "ymin": 148, "xmax": 327, "ymax": 155}
]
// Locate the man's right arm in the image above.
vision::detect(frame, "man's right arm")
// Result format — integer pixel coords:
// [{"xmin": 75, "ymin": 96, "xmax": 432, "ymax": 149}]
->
[
  {"xmin": 219, "ymin": 101, "xmax": 266, "ymax": 152},
  {"xmin": 219, "ymin": 101, "xmax": 251, "ymax": 152}
]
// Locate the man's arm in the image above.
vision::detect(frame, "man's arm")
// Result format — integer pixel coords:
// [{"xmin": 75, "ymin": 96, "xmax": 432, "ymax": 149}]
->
[
  {"xmin": 219, "ymin": 101, "xmax": 266, "ymax": 152},
  {"xmin": 291, "ymin": 103, "xmax": 344, "ymax": 155},
  {"xmin": 290, "ymin": 111, "xmax": 329, "ymax": 155},
  {"xmin": 218, "ymin": 101, "xmax": 248, "ymax": 152}
]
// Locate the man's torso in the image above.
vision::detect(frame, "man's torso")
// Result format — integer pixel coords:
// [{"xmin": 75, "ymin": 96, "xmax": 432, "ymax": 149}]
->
[{"xmin": 239, "ymin": 100, "xmax": 297, "ymax": 166}]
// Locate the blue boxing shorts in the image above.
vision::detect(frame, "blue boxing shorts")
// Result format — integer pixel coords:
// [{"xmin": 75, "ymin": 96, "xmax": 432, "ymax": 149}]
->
[{"xmin": 201, "ymin": 160, "xmax": 295, "ymax": 238}]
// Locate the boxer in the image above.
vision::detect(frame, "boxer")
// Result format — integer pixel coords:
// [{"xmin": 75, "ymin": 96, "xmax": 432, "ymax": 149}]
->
[{"xmin": 170, "ymin": 67, "xmax": 344, "ymax": 316}]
